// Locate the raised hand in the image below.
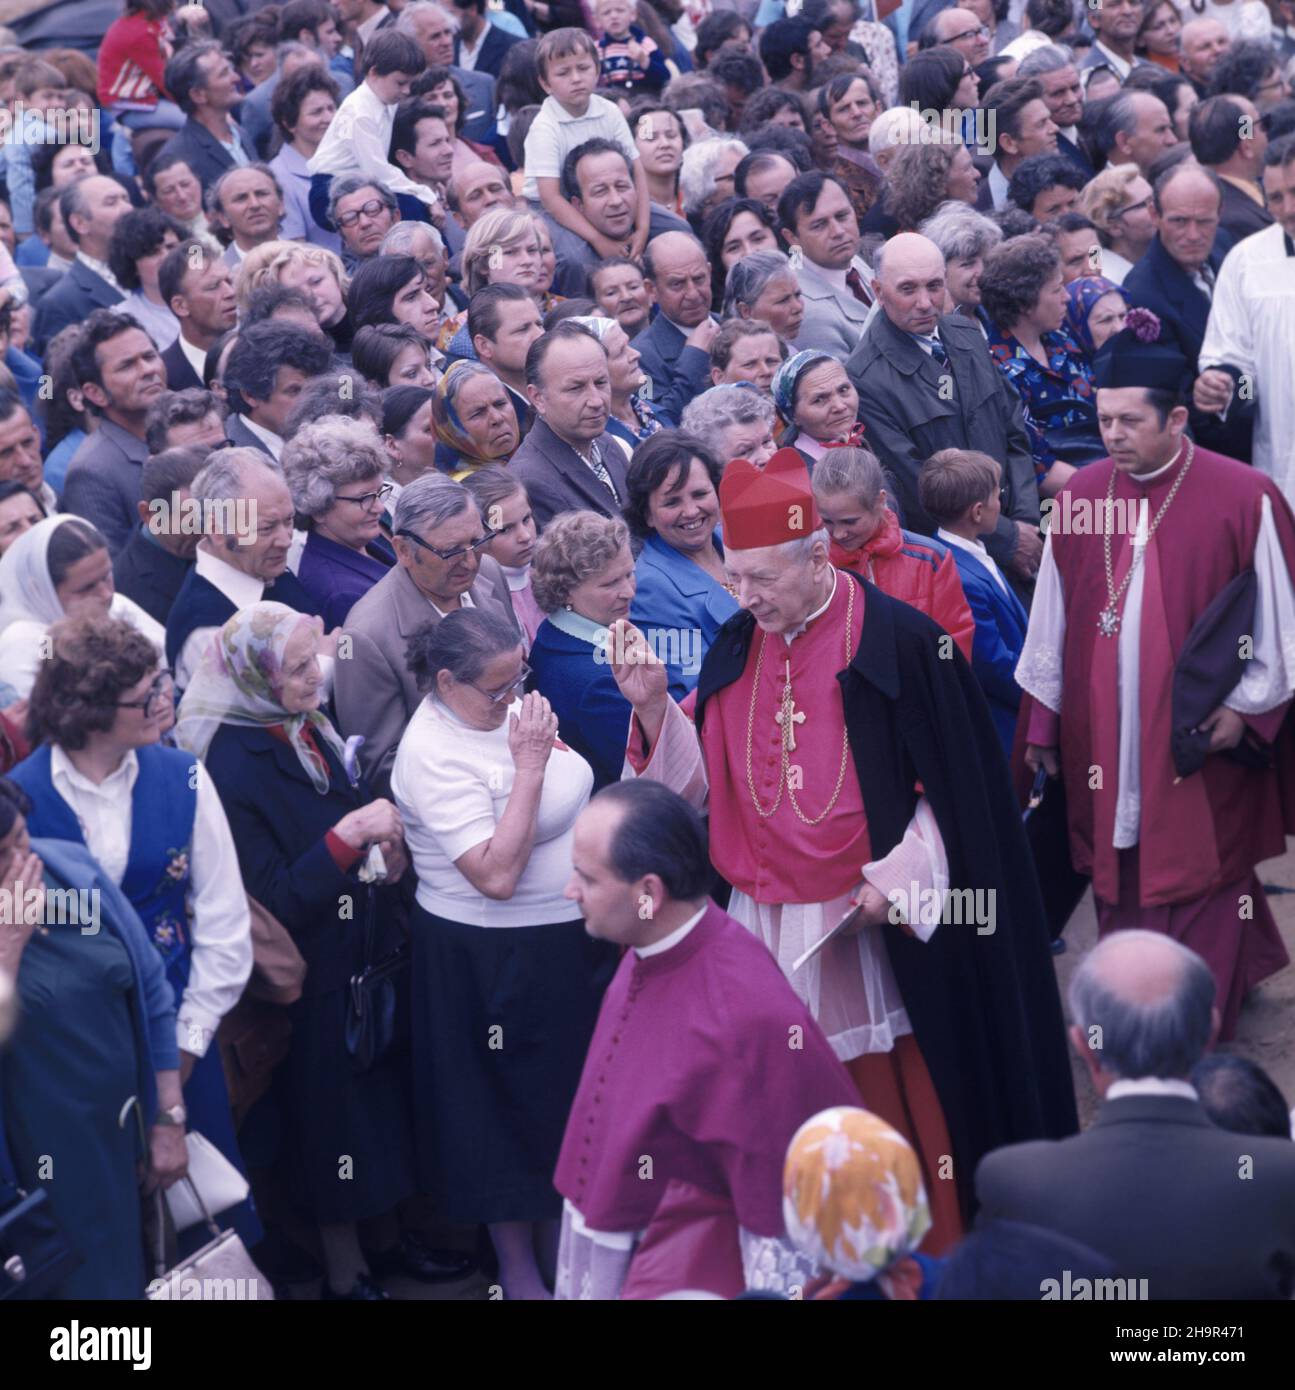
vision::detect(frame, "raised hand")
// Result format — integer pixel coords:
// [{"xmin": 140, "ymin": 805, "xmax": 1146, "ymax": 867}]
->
[{"xmin": 508, "ymin": 691, "xmax": 560, "ymax": 773}]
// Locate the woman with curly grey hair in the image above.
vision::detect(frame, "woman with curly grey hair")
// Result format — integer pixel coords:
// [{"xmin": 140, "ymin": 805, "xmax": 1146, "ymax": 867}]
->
[
  {"xmin": 680, "ymin": 382, "xmax": 778, "ymax": 466},
  {"xmin": 882, "ymin": 137, "xmax": 983, "ymax": 233},
  {"xmin": 919, "ymin": 200, "xmax": 1003, "ymax": 316},
  {"xmin": 283, "ymin": 414, "xmax": 397, "ymax": 626},
  {"xmin": 980, "ymin": 233, "xmax": 1099, "ymax": 495},
  {"xmin": 528, "ymin": 511, "xmax": 637, "ymax": 791},
  {"xmin": 722, "ymin": 250, "xmax": 804, "ymax": 344}
]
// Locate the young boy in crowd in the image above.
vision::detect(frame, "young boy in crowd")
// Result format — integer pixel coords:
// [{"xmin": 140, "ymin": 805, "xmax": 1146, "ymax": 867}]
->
[
  {"xmin": 918, "ymin": 448, "xmax": 1028, "ymax": 755},
  {"xmin": 594, "ymin": 0, "xmax": 670, "ymax": 96},
  {"xmin": 307, "ymin": 29, "xmax": 440, "ymax": 231},
  {"xmin": 523, "ymin": 28, "xmax": 650, "ymax": 260}
]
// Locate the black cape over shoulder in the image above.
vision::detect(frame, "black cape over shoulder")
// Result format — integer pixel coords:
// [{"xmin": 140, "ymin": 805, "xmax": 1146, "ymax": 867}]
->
[{"xmin": 695, "ymin": 570, "xmax": 1079, "ymax": 1218}]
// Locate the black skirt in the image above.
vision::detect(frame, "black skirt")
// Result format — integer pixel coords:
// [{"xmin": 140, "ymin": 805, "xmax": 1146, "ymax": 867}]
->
[{"xmin": 410, "ymin": 906, "xmax": 617, "ymax": 1225}]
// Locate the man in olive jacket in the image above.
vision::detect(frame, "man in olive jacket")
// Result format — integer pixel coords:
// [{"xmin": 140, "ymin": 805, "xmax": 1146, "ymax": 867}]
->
[{"xmin": 847, "ymin": 233, "xmax": 1042, "ymax": 583}]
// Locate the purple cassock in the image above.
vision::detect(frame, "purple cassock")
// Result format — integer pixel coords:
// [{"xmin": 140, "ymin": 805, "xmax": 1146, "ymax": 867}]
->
[{"xmin": 554, "ymin": 900, "xmax": 858, "ymax": 1294}]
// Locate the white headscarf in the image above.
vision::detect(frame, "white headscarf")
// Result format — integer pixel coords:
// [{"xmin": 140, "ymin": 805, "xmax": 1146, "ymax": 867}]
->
[{"xmin": 0, "ymin": 514, "xmax": 105, "ymax": 634}]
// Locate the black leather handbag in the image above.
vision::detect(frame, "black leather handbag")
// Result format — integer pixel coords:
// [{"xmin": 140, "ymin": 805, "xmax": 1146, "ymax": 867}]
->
[
  {"xmin": 0, "ymin": 1179, "xmax": 82, "ymax": 1300},
  {"xmin": 344, "ymin": 887, "xmax": 407, "ymax": 1074}
]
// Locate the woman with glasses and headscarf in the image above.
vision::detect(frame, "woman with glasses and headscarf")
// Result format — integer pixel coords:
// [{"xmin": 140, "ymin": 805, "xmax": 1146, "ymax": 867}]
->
[
  {"xmin": 176, "ymin": 602, "xmax": 455, "ymax": 1300},
  {"xmin": 391, "ymin": 606, "xmax": 616, "ymax": 1301},
  {"xmin": 10, "ymin": 611, "xmax": 259, "ymax": 1255},
  {"xmin": 282, "ymin": 414, "xmax": 397, "ymax": 628}
]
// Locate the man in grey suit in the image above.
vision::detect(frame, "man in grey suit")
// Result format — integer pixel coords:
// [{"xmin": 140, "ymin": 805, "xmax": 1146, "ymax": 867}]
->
[
  {"xmin": 777, "ymin": 172, "xmax": 874, "ymax": 360},
  {"xmin": 32, "ymin": 176, "xmax": 132, "ymax": 354},
  {"xmin": 60, "ymin": 310, "xmax": 168, "ymax": 556},
  {"xmin": 847, "ymin": 233, "xmax": 1041, "ymax": 582},
  {"xmin": 336, "ymin": 473, "xmax": 518, "ymax": 788},
  {"xmin": 976, "ymin": 930, "xmax": 1295, "ymax": 1300},
  {"xmin": 397, "ymin": 1, "xmax": 497, "ymax": 144}
]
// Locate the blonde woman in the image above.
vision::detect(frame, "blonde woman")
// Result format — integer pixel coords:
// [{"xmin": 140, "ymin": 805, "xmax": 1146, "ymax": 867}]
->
[
  {"xmin": 235, "ymin": 239, "xmax": 353, "ymax": 352},
  {"xmin": 1077, "ymin": 165, "xmax": 1157, "ymax": 285}
]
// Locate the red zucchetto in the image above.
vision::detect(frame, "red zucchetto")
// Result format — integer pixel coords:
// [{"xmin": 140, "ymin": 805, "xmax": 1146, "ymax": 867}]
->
[{"xmin": 718, "ymin": 448, "xmax": 821, "ymax": 551}]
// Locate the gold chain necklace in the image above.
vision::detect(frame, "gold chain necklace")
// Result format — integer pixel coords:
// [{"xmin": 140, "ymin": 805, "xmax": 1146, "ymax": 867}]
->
[
  {"xmin": 1097, "ymin": 438, "xmax": 1195, "ymax": 638},
  {"xmin": 745, "ymin": 575, "xmax": 855, "ymax": 824}
]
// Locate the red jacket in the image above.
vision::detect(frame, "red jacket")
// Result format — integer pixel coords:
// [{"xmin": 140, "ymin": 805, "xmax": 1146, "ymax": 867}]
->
[
  {"xmin": 831, "ymin": 509, "xmax": 975, "ymax": 661},
  {"xmin": 98, "ymin": 13, "xmax": 170, "ymax": 110}
]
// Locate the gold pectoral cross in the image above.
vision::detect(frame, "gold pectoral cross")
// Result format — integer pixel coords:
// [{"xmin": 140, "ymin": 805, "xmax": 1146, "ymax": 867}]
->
[{"xmin": 774, "ymin": 662, "xmax": 806, "ymax": 752}]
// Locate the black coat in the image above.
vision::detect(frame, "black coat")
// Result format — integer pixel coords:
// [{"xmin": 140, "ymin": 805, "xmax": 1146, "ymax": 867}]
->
[
  {"xmin": 112, "ymin": 526, "xmax": 193, "ymax": 626},
  {"xmin": 155, "ymin": 117, "xmax": 252, "ymax": 193},
  {"xmin": 694, "ymin": 571, "xmax": 1079, "ymax": 1219},
  {"xmin": 161, "ymin": 336, "xmax": 204, "ymax": 392},
  {"xmin": 1216, "ymin": 176, "xmax": 1274, "ymax": 245},
  {"xmin": 32, "ymin": 259, "xmax": 124, "ymax": 355}
]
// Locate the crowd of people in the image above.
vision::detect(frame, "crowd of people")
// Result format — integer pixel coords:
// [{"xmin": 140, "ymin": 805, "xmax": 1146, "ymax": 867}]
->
[{"xmin": 2, "ymin": 0, "xmax": 1295, "ymax": 1304}]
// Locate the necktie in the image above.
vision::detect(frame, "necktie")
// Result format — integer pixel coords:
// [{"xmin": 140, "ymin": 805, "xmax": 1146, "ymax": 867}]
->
[
  {"xmin": 846, "ymin": 267, "xmax": 873, "ymax": 306},
  {"xmin": 1196, "ymin": 263, "xmax": 1215, "ymax": 301},
  {"xmin": 926, "ymin": 335, "xmax": 950, "ymax": 367},
  {"xmin": 583, "ymin": 441, "xmax": 620, "ymax": 504}
]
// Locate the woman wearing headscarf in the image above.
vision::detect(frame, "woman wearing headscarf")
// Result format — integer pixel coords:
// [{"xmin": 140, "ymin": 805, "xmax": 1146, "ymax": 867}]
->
[
  {"xmin": 770, "ymin": 351, "xmax": 865, "ymax": 470},
  {"xmin": 0, "ymin": 774, "xmax": 185, "ymax": 1299},
  {"xmin": 10, "ymin": 613, "xmax": 259, "ymax": 1249},
  {"xmin": 1063, "ymin": 276, "xmax": 1131, "ymax": 360},
  {"xmin": 783, "ymin": 1106, "xmax": 943, "ymax": 1301},
  {"xmin": 566, "ymin": 315, "xmax": 661, "ymax": 457},
  {"xmin": 0, "ymin": 515, "xmax": 164, "ymax": 703},
  {"xmin": 176, "ymin": 603, "xmax": 463, "ymax": 1300},
  {"xmin": 431, "ymin": 360, "xmax": 522, "ymax": 480}
]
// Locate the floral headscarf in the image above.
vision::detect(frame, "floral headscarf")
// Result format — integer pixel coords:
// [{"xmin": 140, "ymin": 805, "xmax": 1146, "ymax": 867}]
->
[
  {"xmin": 771, "ymin": 349, "xmax": 834, "ymax": 420},
  {"xmin": 431, "ymin": 359, "xmax": 519, "ymax": 473},
  {"xmin": 783, "ymin": 1106, "xmax": 931, "ymax": 1291},
  {"xmin": 173, "ymin": 602, "xmax": 347, "ymax": 794},
  {"xmin": 1064, "ymin": 276, "xmax": 1129, "ymax": 359}
]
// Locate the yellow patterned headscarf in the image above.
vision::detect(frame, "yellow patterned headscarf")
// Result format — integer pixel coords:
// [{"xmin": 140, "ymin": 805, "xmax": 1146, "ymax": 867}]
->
[{"xmin": 783, "ymin": 1107, "xmax": 931, "ymax": 1284}]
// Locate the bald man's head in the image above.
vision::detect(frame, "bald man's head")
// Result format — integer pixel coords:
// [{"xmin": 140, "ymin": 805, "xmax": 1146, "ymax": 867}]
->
[
  {"xmin": 452, "ymin": 161, "xmax": 514, "ymax": 227},
  {"xmin": 1068, "ymin": 930, "xmax": 1217, "ymax": 1088},
  {"xmin": 1180, "ymin": 18, "xmax": 1230, "ymax": 84},
  {"xmin": 873, "ymin": 233, "xmax": 947, "ymax": 337}
]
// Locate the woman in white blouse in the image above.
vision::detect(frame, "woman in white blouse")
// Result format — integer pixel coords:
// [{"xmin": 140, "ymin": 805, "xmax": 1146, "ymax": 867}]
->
[
  {"xmin": 0, "ymin": 515, "xmax": 164, "ymax": 706},
  {"xmin": 391, "ymin": 606, "xmax": 617, "ymax": 1301}
]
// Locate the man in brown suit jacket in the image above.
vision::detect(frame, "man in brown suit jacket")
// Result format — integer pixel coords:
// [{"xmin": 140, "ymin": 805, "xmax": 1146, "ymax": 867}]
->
[{"xmin": 335, "ymin": 472, "xmax": 519, "ymax": 789}]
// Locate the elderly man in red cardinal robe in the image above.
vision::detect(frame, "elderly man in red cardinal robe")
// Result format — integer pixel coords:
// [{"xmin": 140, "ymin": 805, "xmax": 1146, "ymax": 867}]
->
[
  {"xmin": 554, "ymin": 781, "xmax": 858, "ymax": 1300},
  {"xmin": 607, "ymin": 448, "xmax": 1078, "ymax": 1247},
  {"xmin": 1017, "ymin": 326, "xmax": 1295, "ymax": 1040}
]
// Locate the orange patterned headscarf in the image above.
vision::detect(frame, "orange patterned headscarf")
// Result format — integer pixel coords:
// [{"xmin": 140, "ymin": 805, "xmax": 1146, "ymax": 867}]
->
[{"xmin": 783, "ymin": 1107, "xmax": 931, "ymax": 1286}]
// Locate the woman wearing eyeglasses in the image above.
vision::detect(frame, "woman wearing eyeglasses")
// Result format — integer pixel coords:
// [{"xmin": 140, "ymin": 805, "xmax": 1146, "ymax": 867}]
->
[
  {"xmin": 1077, "ymin": 166, "xmax": 1158, "ymax": 286},
  {"xmin": 282, "ymin": 415, "xmax": 397, "ymax": 629},
  {"xmin": 391, "ymin": 606, "xmax": 616, "ymax": 1301},
  {"xmin": 10, "ymin": 611, "xmax": 260, "ymax": 1262}
]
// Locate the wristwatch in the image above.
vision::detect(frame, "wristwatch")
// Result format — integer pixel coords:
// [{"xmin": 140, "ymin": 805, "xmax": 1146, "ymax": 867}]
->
[{"xmin": 154, "ymin": 1103, "xmax": 187, "ymax": 1128}]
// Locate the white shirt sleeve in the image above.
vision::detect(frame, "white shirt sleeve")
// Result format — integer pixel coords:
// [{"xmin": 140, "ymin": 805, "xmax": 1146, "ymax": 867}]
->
[
  {"xmin": 1225, "ymin": 494, "xmax": 1295, "ymax": 715},
  {"xmin": 348, "ymin": 106, "xmax": 439, "ymax": 207},
  {"xmin": 859, "ymin": 797, "xmax": 948, "ymax": 943},
  {"xmin": 1199, "ymin": 244, "xmax": 1255, "ymax": 394},
  {"xmin": 1015, "ymin": 528, "xmax": 1066, "ymax": 713},
  {"xmin": 0, "ymin": 621, "xmax": 45, "ymax": 700},
  {"xmin": 176, "ymin": 761, "xmax": 253, "ymax": 1058},
  {"xmin": 408, "ymin": 736, "xmax": 502, "ymax": 863},
  {"xmin": 522, "ymin": 108, "xmax": 563, "ymax": 182}
]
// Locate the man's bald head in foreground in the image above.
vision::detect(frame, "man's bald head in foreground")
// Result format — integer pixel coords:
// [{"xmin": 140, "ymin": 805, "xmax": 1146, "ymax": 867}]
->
[
  {"xmin": 872, "ymin": 232, "xmax": 948, "ymax": 337},
  {"xmin": 1068, "ymin": 930, "xmax": 1219, "ymax": 1094},
  {"xmin": 452, "ymin": 160, "xmax": 515, "ymax": 227}
]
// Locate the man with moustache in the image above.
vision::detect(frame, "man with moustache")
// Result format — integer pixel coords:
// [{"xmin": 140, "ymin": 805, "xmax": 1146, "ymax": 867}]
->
[
  {"xmin": 630, "ymin": 232, "xmax": 718, "ymax": 427},
  {"xmin": 509, "ymin": 324, "xmax": 630, "ymax": 531}
]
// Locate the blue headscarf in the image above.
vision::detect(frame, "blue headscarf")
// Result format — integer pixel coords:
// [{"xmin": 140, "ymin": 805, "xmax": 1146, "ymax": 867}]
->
[
  {"xmin": 1064, "ymin": 277, "xmax": 1129, "ymax": 359},
  {"xmin": 771, "ymin": 349, "xmax": 834, "ymax": 419}
]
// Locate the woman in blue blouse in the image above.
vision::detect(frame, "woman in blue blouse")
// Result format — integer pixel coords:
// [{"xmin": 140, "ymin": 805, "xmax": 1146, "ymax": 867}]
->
[
  {"xmin": 625, "ymin": 431, "xmax": 739, "ymax": 698},
  {"xmin": 980, "ymin": 233, "xmax": 1102, "ymax": 499}
]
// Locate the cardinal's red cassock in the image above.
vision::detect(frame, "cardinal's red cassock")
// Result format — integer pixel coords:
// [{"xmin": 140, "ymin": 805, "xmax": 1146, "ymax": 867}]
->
[
  {"xmin": 624, "ymin": 451, "xmax": 1078, "ymax": 1234},
  {"xmin": 1017, "ymin": 441, "xmax": 1295, "ymax": 1037}
]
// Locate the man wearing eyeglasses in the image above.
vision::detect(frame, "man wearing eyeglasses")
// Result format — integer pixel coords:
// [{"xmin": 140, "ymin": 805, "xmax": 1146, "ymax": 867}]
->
[
  {"xmin": 328, "ymin": 177, "xmax": 402, "ymax": 269},
  {"xmin": 924, "ymin": 8, "xmax": 991, "ymax": 66},
  {"xmin": 335, "ymin": 471, "xmax": 519, "ymax": 788}
]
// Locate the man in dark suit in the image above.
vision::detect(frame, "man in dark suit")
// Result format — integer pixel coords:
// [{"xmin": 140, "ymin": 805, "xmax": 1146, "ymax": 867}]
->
[
  {"xmin": 1123, "ymin": 163, "xmax": 1253, "ymax": 460},
  {"xmin": 468, "ymin": 284, "xmax": 543, "ymax": 436},
  {"xmin": 974, "ymin": 78, "xmax": 1059, "ymax": 213},
  {"xmin": 336, "ymin": 471, "xmax": 518, "ymax": 787},
  {"xmin": 113, "ymin": 445, "xmax": 208, "ymax": 626},
  {"xmin": 32, "ymin": 177, "xmax": 132, "ymax": 353},
  {"xmin": 1017, "ymin": 45, "xmax": 1095, "ymax": 181},
  {"xmin": 510, "ymin": 324, "xmax": 630, "ymax": 531},
  {"xmin": 60, "ymin": 311, "xmax": 169, "ymax": 556},
  {"xmin": 630, "ymin": 233, "xmax": 716, "ymax": 428},
  {"xmin": 159, "ymin": 240, "xmax": 239, "ymax": 393},
  {"xmin": 1190, "ymin": 95, "xmax": 1274, "ymax": 245},
  {"xmin": 848, "ymin": 233, "xmax": 1042, "ymax": 583},
  {"xmin": 155, "ymin": 41, "xmax": 254, "ymax": 195},
  {"xmin": 221, "ymin": 321, "xmax": 335, "ymax": 462},
  {"xmin": 976, "ymin": 929, "xmax": 1295, "ymax": 1300},
  {"xmin": 449, "ymin": 0, "xmax": 520, "ymax": 78},
  {"xmin": 18, "ymin": 264, "xmax": 61, "ymax": 311},
  {"xmin": 395, "ymin": 1, "xmax": 497, "ymax": 144}
]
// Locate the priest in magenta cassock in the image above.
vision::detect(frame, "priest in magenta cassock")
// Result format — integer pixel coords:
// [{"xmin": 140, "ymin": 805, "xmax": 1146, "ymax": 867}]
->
[
  {"xmin": 606, "ymin": 448, "xmax": 1078, "ymax": 1247},
  {"xmin": 1018, "ymin": 323, "xmax": 1295, "ymax": 1040},
  {"xmin": 554, "ymin": 782, "xmax": 859, "ymax": 1299}
]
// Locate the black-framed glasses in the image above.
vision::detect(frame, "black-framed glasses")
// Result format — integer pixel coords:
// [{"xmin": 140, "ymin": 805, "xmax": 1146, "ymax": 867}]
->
[
  {"xmin": 336, "ymin": 199, "xmax": 390, "ymax": 227},
  {"xmin": 117, "ymin": 670, "xmax": 174, "ymax": 716},
  {"xmin": 1113, "ymin": 196, "xmax": 1152, "ymax": 220},
  {"xmin": 397, "ymin": 527, "xmax": 497, "ymax": 563},
  {"xmin": 470, "ymin": 661, "xmax": 531, "ymax": 704},
  {"xmin": 336, "ymin": 481, "xmax": 393, "ymax": 508},
  {"xmin": 948, "ymin": 25, "xmax": 990, "ymax": 43}
]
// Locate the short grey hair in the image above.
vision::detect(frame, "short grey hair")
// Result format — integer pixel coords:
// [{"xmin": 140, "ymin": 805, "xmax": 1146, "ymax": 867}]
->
[
  {"xmin": 680, "ymin": 383, "xmax": 776, "ymax": 459},
  {"xmin": 919, "ymin": 200, "xmax": 1004, "ymax": 263},
  {"xmin": 679, "ymin": 137, "xmax": 749, "ymax": 218},
  {"xmin": 275, "ymin": 39, "xmax": 314, "ymax": 66},
  {"xmin": 405, "ymin": 607, "xmax": 518, "ymax": 695},
  {"xmin": 531, "ymin": 511, "xmax": 631, "ymax": 614},
  {"xmin": 722, "ymin": 250, "xmax": 795, "ymax": 319},
  {"xmin": 1016, "ymin": 44, "xmax": 1077, "ymax": 81},
  {"xmin": 1068, "ymin": 929, "xmax": 1217, "ymax": 1080},
  {"xmin": 398, "ymin": 0, "xmax": 459, "ymax": 35},
  {"xmin": 190, "ymin": 447, "xmax": 284, "ymax": 528},
  {"xmin": 281, "ymin": 415, "xmax": 389, "ymax": 520},
  {"xmin": 328, "ymin": 176, "xmax": 396, "ymax": 226},
  {"xmin": 392, "ymin": 470, "xmax": 476, "ymax": 538},
  {"xmin": 207, "ymin": 162, "xmax": 283, "ymax": 218},
  {"xmin": 381, "ymin": 220, "xmax": 445, "ymax": 259}
]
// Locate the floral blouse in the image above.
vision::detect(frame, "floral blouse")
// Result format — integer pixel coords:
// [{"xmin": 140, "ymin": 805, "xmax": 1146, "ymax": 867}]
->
[{"xmin": 985, "ymin": 323, "xmax": 1096, "ymax": 481}]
